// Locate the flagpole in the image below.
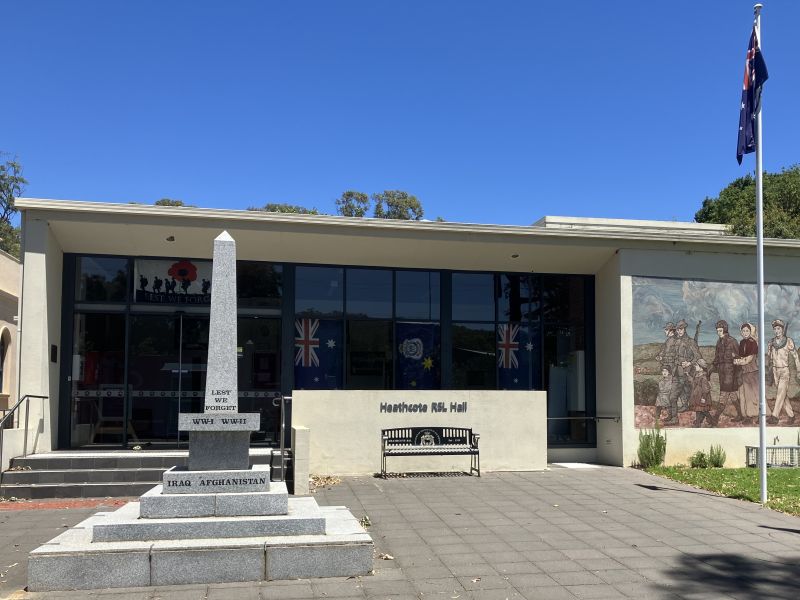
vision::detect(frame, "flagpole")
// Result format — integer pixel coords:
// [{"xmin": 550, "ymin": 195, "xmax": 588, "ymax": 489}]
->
[{"xmin": 753, "ymin": 3, "xmax": 767, "ymax": 507}]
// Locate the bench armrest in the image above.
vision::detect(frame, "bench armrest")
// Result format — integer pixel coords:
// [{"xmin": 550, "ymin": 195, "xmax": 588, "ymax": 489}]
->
[{"xmin": 472, "ymin": 433, "xmax": 480, "ymax": 448}]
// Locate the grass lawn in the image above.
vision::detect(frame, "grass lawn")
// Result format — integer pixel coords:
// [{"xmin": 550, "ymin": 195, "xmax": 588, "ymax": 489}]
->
[{"xmin": 647, "ymin": 466, "xmax": 800, "ymax": 516}]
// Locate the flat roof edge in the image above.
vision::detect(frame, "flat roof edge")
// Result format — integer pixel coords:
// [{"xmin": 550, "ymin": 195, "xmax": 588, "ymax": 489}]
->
[{"xmin": 15, "ymin": 198, "xmax": 800, "ymax": 249}]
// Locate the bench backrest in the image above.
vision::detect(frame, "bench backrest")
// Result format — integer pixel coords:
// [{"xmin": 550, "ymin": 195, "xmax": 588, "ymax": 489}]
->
[{"xmin": 382, "ymin": 427, "xmax": 472, "ymax": 447}]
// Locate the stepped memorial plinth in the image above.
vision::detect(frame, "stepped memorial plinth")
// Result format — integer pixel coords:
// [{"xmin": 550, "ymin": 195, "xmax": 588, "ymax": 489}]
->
[{"xmin": 28, "ymin": 232, "xmax": 373, "ymax": 592}]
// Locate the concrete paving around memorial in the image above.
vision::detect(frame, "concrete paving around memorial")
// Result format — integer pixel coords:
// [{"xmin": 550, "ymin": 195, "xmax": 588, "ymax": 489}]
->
[{"xmin": 3, "ymin": 466, "xmax": 800, "ymax": 599}]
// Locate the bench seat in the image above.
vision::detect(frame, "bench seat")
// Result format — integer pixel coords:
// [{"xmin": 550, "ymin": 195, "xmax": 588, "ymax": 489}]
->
[{"xmin": 380, "ymin": 427, "xmax": 480, "ymax": 477}]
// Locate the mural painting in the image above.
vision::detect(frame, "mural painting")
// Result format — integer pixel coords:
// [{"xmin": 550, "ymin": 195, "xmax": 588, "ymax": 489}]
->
[{"xmin": 633, "ymin": 277, "xmax": 800, "ymax": 428}]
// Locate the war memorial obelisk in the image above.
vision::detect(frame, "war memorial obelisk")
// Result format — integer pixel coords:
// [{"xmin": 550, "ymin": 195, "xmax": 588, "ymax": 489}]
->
[{"xmin": 27, "ymin": 232, "xmax": 373, "ymax": 591}]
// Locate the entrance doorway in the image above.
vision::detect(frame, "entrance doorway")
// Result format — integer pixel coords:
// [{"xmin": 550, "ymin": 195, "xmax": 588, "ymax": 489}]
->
[{"xmin": 69, "ymin": 311, "xmax": 281, "ymax": 448}]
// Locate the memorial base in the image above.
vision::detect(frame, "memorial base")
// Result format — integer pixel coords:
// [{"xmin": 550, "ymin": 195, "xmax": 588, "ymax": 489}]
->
[{"xmin": 188, "ymin": 430, "xmax": 250, "ymax": 470}]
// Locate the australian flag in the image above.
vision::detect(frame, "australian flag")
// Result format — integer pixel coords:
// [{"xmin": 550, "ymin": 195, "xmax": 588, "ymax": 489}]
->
[
  {"xmin": 737, "ymin": 27, "xmax": 768, "ymax": 164},
  {"xmin": 294, "ymin": 318, "xmax": 343, "ymax": 389},
  {"xmin": 396, "ymin": 322, "xmax": 440, "ymax": 389},
  {"xmin": 497, "ymin": 323, "xmax": 532, "ymax": 390}
]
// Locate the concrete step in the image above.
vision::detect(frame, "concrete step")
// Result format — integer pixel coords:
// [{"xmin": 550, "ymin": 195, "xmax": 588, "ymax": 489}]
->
[
  {"xmin": 92, "ymin": 497, "xmax": 325, "ymax": 542},
  {"xmin": 0, "ymin": 481, "xmax": 158, "ymax": 499},
  {"xmin": 10, "ymin": 452, "xmax": 274, "ymax": 471},
  {"xmin": 1, "ymin": 468, "xmax": 165, "ymax": 485},
  {"xmin": 1, "ymin": 450, "xmax": 292, "ymax": 498}
]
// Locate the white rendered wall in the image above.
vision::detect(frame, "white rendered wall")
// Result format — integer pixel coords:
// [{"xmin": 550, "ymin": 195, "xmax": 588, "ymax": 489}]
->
[
  {"xmin": 619, "ymin": 247, "xmax": 800, "ymax": 467},
  {"xmin": 17, "ymin": 215, "xmax": 63, "ymax": 455},
  {"xmin": 292, "ymin": 390, "xmax": 547, "ymax": 475}
]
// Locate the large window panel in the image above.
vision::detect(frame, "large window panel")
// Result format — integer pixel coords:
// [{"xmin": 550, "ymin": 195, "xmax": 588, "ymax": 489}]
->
[
  {"xmin": 396, "ymin": 322, "xmax": 440, "ymax": 389},
  {"xmin": 452, "ymin": 323, "xmax": 496, "ymax": 389},
  {"xmin": 542, "ymin": 275, "xmax": 586, "ymax": 324},
  {"xmin": 238, "ymin": 317, "xmax": 281, "ymax": 444},
  {"xmin": 294, "ymin": 318, "xmax": 343, "ymax": 389},
  {"xmin": 346, "ymin": 321, "xmax": 392, "ymax": 389},
  {"xmin": 295, "ymin": 266, "xmax": 344, "ymax": 317},
  {"xmin": 346, "ymin": 269, "xmax": 392, "ymax": 318},
  {"xmin": 70, "ymin": 313, "xmax": 126, "ymax": 446},
  {"xmin": 396, "ymin": 271, "xmax": 440, "ymax": 320},
  {"xmin": 499, "ymin": 275, "xmax": 538, "ymax": 322},
  {"xmin": 237, "ymin": 262, "xmax": 282, "ymax": 309},
  {"xmin": 452, "ymin": 273, "xmax": 495, "ymax": 321},
  {"xmin": 544, "ymin": 324, "xmax": 590, "ymax": 444},
  {"xmin": 497, "ymin": 323, "xmax": 533, "ymax": 390},
  {"xmin": 76, "ymin": 257, "xmax": 128, "ymax": 302}
]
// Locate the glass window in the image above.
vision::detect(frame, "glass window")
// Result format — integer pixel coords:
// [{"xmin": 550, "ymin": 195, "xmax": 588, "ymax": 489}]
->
[
  {"xmin": 346, "ymin": 321, "xmax": 392, "ymax": 389},
  {"xmin": 346, "ymin": 269, "xmax": 392, "ymax": 318},
  {"xmin": 133, "ymin": 259, "xmax": 212, "ymax": 304},
  {"xmin": 396, "ymin": 271, "xmax": 440, "ymax": 320},
  {"xmin": 295, "ymin": 266, "xmax": 344, "ymax": 317},
  {"xmin": 497, "ymin": 323, "xmax": 533, "ymax": 390},
  {"xmin": 499, "ymin": 275, "xmax": 538, "ymax": 322},
  {"xmin": 544, "ymin": 324, "xmax": 590, "ymax": 444},
  {"xmin": 70, "ymin": 313, "xmax": 126, "ymax": 446},
  {"xmin": 542, "ymin": 275, "xmax": 585, "ymax": 324},
  {"xmin": 238, "ymin": 317, "xmax": 282, "ymax": 444},
  {"xmin": 76, "ymin": 257, "xmax": 128, "ymax": 302},
  {"xmin": 237, "ymin": 262, "xmax": 282, "ymax": 309},
  {"xmin": 452, "ymin": 323, "xmax": 496, "ymax": 389},
  {"xmin": 294, "ymin": 318, "xmax": 343, "ymax": 389},
  {"xmin": 396, "ymin": 322, "xmax": 440, "ymax": 389},
  {"xmin": 452, "ymin": 273, "xmax": 495, "ymax": 321}
]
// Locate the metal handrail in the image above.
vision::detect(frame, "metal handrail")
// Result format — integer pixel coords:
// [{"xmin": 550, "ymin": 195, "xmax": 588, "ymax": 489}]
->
[
  {"xmin": 0, "ymin": 394, "xmax": 49, "ymax": 486},
  {"xmin": 272, "ymin": 394, "xmax": 292, "ymax": 482}
]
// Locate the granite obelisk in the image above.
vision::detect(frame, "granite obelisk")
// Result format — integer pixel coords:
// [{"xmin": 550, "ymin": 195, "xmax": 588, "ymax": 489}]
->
[{"xmin": 178, "ymin": 231, "xmax": 260, "ymax": 470}]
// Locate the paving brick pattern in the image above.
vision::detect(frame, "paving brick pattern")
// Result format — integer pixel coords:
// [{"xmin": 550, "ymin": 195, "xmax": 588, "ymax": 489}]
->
[{"xmin": 4, "ymin": 467, "xmax": 800, "ymax": 599}]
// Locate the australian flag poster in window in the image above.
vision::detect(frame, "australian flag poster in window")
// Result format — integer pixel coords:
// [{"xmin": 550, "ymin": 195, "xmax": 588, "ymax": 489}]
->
[
  {"xmin": 497, "ymin": 323, "xmax": 532, "ymax": 390},
  {"xmin": 396, "ymin": 322, "xmax": 440, "ymax": 389},
  {"xmin": 293, "ymin": 318, "xmax": 343, "ymax": 389}
]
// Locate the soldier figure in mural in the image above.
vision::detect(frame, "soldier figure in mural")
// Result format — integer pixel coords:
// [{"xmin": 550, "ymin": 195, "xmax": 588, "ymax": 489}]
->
[
  {"xmin": 665, "ymin": 319, "xmax": 703, "ymax": 425},
  {"xmin": 655, "ymin": 322, "xmax": 676, "ymax": 365},
  {"xmin": 152, "ymin": 276, "xmax": 163, "ymax": 293},
  {"xmin": 655, "ymin": 365, "xmax": 673, "ymax": 424},
  {"xmin": 734, "ymin": 322, "xmax": 760, "ymax": 423},
  {"xmin": 139, "ymin": 274, "xmax": 148, "ymax": 292},
  {"xmin": 689, "ymin": 360, "xmax": 715, "ymax": 427},
  {"xmin": 202, "ymin": 278, "xmax": 211, "ymax": 295},
  {"xmin": 766, "ymin": 319, "xmax": 800, "ymax": 424},
  {"xmin": 708, "ymin": 319, "xmax": 744, "ymax": 425}
]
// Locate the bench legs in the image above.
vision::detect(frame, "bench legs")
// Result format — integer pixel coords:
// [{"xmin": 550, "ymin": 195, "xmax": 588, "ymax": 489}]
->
[{"xmin": 381, "ymin": 453, "xmax": 480, "ymax": 478}]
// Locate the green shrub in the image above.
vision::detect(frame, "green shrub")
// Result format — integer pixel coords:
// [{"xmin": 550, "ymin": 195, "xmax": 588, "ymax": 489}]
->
[
  {"xmin": 708, "ymin": 444, "xmax": 726, "ymax": 468},
  {"xmin": 637, "ymin": 427, "xmax": 667, "ymax": 468},
  {"xmin": 689, "ymin": 450, "xmax": 709, "ymax": 469}
]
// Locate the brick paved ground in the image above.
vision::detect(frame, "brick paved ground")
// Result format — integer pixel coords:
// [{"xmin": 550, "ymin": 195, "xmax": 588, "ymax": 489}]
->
[{"xmin": 3, "ymin": 466, "xmax": 800, "ymax": 599}]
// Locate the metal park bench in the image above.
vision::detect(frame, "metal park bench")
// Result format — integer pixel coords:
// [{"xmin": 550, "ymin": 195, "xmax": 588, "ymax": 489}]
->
[{"xmin": 380, "ymin": 427, "xmax": 480, "ymax": 478}]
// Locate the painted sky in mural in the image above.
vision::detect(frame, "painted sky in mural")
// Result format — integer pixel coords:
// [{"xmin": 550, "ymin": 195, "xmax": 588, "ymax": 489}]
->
[{"xmin": 633, "ymin": 277, "xmax": 800, "ymax": 346}]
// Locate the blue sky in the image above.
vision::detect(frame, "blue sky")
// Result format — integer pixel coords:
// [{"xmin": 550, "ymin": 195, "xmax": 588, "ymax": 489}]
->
[{"xmin": 4, "ymin": 1, "xmax": 799, "ymax": 226}]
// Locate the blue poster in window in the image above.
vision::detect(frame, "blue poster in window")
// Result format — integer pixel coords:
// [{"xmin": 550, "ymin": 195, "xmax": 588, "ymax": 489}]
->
[
  {"xmin": 498, "ymin": 323, "xmax": 531, "ymax": 390},
  {"xmin": 294, "ymin": 318, "xmax": 343, "ymax": 389},
  {"xmin": 396, "ymin": 322, "xmax": 440, "ymax": 389}
]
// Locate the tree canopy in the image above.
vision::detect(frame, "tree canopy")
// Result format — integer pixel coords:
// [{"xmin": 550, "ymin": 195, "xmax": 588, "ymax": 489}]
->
[
  {"xmin": 155, "ymin": 198, "xmax": 195, "ymax": 207},
  {"xmin": 247, "ymin": 203, "xmax": 320, "ymax": 215},
  {"xmin": 695, "ymin": 165, "xmax": 800, "ymax": 238},
  {"xmin": 0, "ymin": 155, "xmax": 26, "ymax": 257},
  {"xmin": 371, "ymin": 190, "xmax": 424, "ymax": 221},
  {"xmin": 335, "ymin": 191, "xmax": 370, "ymax": 217}
]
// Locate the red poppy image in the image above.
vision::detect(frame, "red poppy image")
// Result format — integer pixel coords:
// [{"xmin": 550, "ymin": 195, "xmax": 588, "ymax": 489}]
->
[{"xmin": 167, "ymin": 260, "xmax": 198, "ymax": 282}]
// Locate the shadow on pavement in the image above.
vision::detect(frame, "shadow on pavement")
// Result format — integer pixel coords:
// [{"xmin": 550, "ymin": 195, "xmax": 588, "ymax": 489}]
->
[
  {"xmin": 759, "ymin": 524, "xmax": 800, "ymax": 535},
  {"xmin": 664, "ymin": 552, "xmax": 800, "ymax": 599}
]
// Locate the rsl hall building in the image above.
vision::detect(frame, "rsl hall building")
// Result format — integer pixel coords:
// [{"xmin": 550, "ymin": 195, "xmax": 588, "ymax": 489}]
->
[{"xmin": 9, "ymin": 198, "xmax": 800, "ymax": 474}]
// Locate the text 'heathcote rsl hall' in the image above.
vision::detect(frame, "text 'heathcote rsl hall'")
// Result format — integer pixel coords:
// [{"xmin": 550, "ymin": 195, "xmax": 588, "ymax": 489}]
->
[{"xmin": 13, "ymin": 198, "xmax": 800, "ymax": 470}]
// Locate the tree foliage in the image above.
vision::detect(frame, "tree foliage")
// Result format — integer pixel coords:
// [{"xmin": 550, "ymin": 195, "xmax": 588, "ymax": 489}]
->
[
  {"xmin": 0, "ymin": 155, "xmax": 26, "ymax": 257},
  {"xmin": 371, "ymin": 190, "xmax": 424, "ymax": 221},
  {"xmin": 335, "ymin": 190, "xmax": 370, "ymax": 217},
  {"xmin": 155, "ymin": 198, "xmax": 195, "ymax": 207},
  {"xmin": 695, "ymin": 166, "xmax": 800, "ymax": 238},
  {"xmin": 247, "ymin": 203, "xmax": 320, "ymax": 215}
]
